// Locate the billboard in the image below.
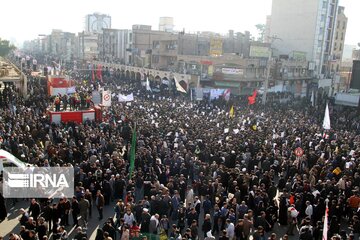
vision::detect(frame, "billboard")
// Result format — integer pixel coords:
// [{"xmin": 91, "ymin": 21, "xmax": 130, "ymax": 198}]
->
[
  {"xmin": 221, "ymin": 68, "xmax": 244, "ymax": 75},
  {"xmin": 249, "ymin": 46, "xmax": 270, "ymax": 58},
  {"xmin": 210, "ymin": 37, "xmax": 223, "ymax": 56}
]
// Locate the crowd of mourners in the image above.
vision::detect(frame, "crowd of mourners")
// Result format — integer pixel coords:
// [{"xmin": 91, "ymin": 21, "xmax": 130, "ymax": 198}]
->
[{"xmin": 0, "ymin": 53, "xmax": 360, "ymax": 240}]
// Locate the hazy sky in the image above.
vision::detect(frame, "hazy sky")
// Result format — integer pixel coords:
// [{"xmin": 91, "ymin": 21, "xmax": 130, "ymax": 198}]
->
[{"xmin": 1, "ymin": 0, "xmax": 359, "ymax": 46}]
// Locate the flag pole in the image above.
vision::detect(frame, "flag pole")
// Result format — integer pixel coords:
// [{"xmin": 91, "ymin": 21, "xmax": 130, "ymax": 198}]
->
[{"xmin": 323, "ymin": 198, "xmax": 329, "ymax": 240}]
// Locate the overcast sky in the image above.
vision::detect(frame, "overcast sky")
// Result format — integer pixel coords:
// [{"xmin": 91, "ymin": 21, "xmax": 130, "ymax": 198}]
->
[{"xmin": 1, "ymin": 0, "xmax": 359, "ymax": 47}]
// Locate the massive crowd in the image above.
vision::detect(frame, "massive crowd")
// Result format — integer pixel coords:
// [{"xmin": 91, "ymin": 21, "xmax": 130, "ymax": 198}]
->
[{"xmin": 0, "ymin": 54, "xmax": 360, "ymax": 240}]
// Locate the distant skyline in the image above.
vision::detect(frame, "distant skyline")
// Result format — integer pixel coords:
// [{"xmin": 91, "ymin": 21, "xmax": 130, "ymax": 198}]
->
[{"xmin": 1, "ymin": 0, "xmax": 359, "ymax": 47}]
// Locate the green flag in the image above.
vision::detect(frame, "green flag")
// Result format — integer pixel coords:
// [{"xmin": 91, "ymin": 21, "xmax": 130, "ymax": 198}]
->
[{"xmin": 129, "ymin": 123, "xmax": 137, "ymax": 179}]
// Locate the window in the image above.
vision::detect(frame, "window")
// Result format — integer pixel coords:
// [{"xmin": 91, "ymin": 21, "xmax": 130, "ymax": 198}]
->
[
  {"xmin": 339, "ymin": 43, "xmax": 342, "ymax": 51},
  {"xmin": 342, "ymin": 21, "xmax": 346, "ymax": 30},
  {"xmin": 341, "ymin": 32, "xmax": 344, "ymax": 40},
  {"xmin": 337, "ymin": 20, "xmax": 340, "ymax": 28},
  {"xmin": 335, "ymin": 32, "xmax": 338, "ymax": 40},
  {"xmin": 323, "ymin": 1, "xmax": 327, "ymax": 8},
  {"xmin": 321, "ymin": 14, "xmax": 326, "ymax": 22}
]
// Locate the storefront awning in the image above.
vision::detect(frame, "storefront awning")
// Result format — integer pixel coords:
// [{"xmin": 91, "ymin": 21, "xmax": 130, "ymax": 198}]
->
[{"xmin": 214, "ymin": 81, "xmax": 241, "ymax": 88}]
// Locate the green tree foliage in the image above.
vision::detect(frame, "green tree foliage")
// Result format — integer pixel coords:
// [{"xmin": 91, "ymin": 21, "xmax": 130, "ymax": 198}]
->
[
  {"xmin": 255, "ymin": 24, "xmax": 266, "ymax": 42},
  {"xmin": 0, "ymin": 38, "xmax": 16, "ymax": 57}
]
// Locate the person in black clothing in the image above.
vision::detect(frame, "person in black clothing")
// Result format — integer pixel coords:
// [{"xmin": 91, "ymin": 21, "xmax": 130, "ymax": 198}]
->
[
  {"xmin": 29, "ymin": 199, "xmax": 41, "ymax": 223},
  {"xmin": 186, "ymin": 207, "xmax": 198, "ymax": 228},
  {"xmin": 95, "ymin": 228, "xmax": 104, "ymax": 240},
  {"xmin": 71, "ymin": 196, "xmax": 80, "ymax": 226},
  {"xmin": 102, "ymin": 219, "xmax": 116, "ymax": 240},
  {"xmin": 36, "ymin": 217, "xmax": 47, "ymax": 240},
  {"xmin": 202, "ymin": 214, "xmax": 212, "ymax": 238},
  {"xmin": 0, "ymin": 193, "xmax": 7, "ymax": 222},
  {"xmin": 42, "ymin": 201, "xmax": 53, "ymax": 232},
  {"xmin": 177, "ymin": 206, "xmax": 186, "ymax": 233}
]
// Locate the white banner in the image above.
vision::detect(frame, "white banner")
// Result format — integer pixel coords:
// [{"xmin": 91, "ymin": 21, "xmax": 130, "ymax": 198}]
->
[
  {"xmin": 102, "ymin": 91, "xmax": 112, "ymax": 107},
  {"xmin": 221, "ymin": 68, "xmax": 244, "ymax": 75},
  {"xmin": 118, "ymin": 93, "xmax": 134, "ymax": 102},
  {"xmin": 66, "ymin": 86, "xmax": 76, "ymax": 94}
]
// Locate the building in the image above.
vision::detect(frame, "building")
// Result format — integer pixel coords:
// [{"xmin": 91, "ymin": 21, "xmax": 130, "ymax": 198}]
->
[
  {"xmin": 75, "ymin": 32, "xmax": 99, "ymax": 60},
  {"xmin": 36, "ymin": 30, "xmax": 76, "ymax": 61},
  {"xmin": 352, "ymin": 48, "xmax": 360, "ymax": 60},
  {"xmin": 330, "ymin": 6, "xmax": 347, "ymax": 73},
  {"xmin": 269, "ymin": 0, "xmax": 339, "ymax": 77},
  {"xmin": 132, "ymin": 25, "xmax": 174, "ymax": 68},
  {"xmin": 98, "ymin": 29, "xmax": 133, "ymax": 64},
  {"xmin": 222, "ymin": 30, "xmax": 251, "ymax": 57},
  {"xmin": 159, "ymin": 17, "xmax": 174, "ymax": 32},
  {"xmin": 85, "ymin": 13, "xmax": 111, "ymax": 33}
]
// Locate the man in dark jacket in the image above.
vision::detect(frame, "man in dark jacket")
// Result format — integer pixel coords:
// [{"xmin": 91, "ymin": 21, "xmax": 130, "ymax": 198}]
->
[
  {"xmin": 71, "ymin": 196, "xmax": 80, "ymax": 226},
  {"xmin": 202, "ymin": 214, "xmax": 212, "ymax": 238},
  {"xmin": 29, "ymin": 199, "xmax": 41, "ymax": 222}
]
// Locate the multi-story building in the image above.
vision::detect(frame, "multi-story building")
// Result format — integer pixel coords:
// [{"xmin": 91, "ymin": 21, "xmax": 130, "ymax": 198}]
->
[
  {"xmin": 132, "ymin": 25, "xmax": 175, "ymax": 68},
  {"xmin": 330, "ymin": 6, "xmax": 347, "ymax": 73},
  {"xmin": 98, "ymin": 28, "xmax": 133, "ymax": 64},
  {"xmin": 131, "ymin": 27, "xmax": 252, "ymax": 70},
  {"xmin": 269, "ymin": 0, "xmax": 339, "ymax": 77},
  {"xmin": 85, "ymin": 13, "xmax": 111, "ymax": 33},
  {"xmin": 37, "ymin": 30, "xmax": 76, "ymax": 61},
  {"xmin": 75, "ymin": 32, "xmax": 99, "ymax": 60},
  {"xmin": 222, "ymin": 30, "xmax": 251, "ymax": 57}
]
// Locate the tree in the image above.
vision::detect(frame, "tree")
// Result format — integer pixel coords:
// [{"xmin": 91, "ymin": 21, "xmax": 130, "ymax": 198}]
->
[
  {"xmin": 255, "ymin": 24, "xmax": 266, "ymax": 43},
  {"xmin": 0, "ymin": 38, "xmax": 16, "ymax": 57}
]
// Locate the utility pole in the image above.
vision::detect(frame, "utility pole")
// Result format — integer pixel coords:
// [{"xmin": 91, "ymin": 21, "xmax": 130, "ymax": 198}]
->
[
  {"xmin": 262, "ymin": 50, "xmax": 272, "ymax": 105},
  {"xmin": 262, "ymin": 36, "xmax": 281, "ymax": 105}
]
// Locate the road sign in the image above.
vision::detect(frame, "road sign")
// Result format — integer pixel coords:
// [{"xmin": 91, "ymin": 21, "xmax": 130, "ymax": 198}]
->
[
  {"xmin": 104, "ymin": 94, "xmax": 110, "ymax": 101},
  {"xmin": 294, "ymin": 147, "xmax": 304, "ymax": 157},
  {"xmin": 102, "ymin": 91, "xmax": 111, "ymax": 107}
]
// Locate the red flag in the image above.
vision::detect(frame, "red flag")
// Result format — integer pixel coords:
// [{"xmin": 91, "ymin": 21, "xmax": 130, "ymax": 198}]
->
[
  {"xmin": 248, "ymin": 89, "xmax": 257, "ymax": 105},
  {"xmin": 96, "ymin": 64, "xmax": 103, "ymax": 81}
]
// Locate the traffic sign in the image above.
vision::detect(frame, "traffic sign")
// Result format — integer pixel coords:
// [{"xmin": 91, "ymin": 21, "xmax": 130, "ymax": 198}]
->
[
  {"xmin": 104, "ymin": 94, "xmax": 110, "ymax": 101},
  {"xmin": 294, "ymin": 147, "xmax": 304, "ymax": 157}
]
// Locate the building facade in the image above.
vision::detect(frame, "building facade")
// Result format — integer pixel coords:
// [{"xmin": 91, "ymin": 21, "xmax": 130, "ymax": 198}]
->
[
  {"xmin": 98, "ymin": 29, "xmax": 133, "ymax": 64},
  {"xmin": 75, "ymin": 32, "xmax": 99, "ymax": 60},
  {"xmin": 330, "ymin": 6, "xmax": 347, "ymax": 73},
  {"xmin": 85, "ymin": 13, "xmax": 111, "ymax": 33},
  {"xmin": 269, "ymin": 0, "xmax": 339, "ymax": 77}
]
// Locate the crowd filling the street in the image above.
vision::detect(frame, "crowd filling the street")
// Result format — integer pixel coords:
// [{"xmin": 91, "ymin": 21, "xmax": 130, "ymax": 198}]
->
[{"xmin": 0, "ymin": 53, "xmax": 360, "ymax": 240}]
